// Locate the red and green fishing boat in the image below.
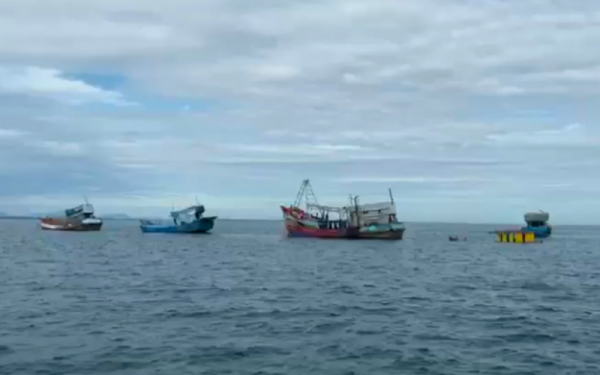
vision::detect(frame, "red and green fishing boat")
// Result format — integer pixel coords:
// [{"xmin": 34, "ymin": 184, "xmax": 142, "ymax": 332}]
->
[{"xmin": 280, "ymin": 179, "xmax": 405, "ymax": 240}]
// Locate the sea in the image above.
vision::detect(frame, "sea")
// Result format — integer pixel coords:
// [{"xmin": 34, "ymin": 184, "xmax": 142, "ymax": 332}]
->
[{"xmin": 0, "ymin": 219, "xmax": 599, "ymax": 375}]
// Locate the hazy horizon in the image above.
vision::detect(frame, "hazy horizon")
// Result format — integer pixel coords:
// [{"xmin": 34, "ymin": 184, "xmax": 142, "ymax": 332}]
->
[{"xmin": 0, "ymin": 211, "xmax": 590, "ymax": 227}]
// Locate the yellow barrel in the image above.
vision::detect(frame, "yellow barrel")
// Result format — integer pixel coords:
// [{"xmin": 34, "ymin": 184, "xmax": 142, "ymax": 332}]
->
[
  {"xmin": 524, "ymin": 232, "xmax": 535, "ymax": 242},
  {"xmin": 496, "ymin": 231, "xmax": 537, "ymax": 243},
  {"xmin": 515, "ymin": 232, "xmax": 523, "ymax": 243}
]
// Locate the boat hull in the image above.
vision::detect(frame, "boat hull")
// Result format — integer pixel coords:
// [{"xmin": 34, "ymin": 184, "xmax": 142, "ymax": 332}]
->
[
  {"xmin": 140, "ymin": 217, "xmax": 216, "ymax": 234},
  {"xmin": 40, "ymin": 218, "xmax": 103, "ymax": 231},
  {"xmin": 285, "ymin": 223, "xmax": 404, "ymax": 240},
  {"xmin": 520, "ymin": 226, "xmax": 552, "ymax": 238}
]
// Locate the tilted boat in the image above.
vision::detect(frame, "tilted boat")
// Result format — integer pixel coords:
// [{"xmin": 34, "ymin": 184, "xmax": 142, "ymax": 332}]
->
[
  {"xmin": 281, "ymin": 179, "xmax": 405, "ymax": 240},
  {"xmin": 139, "ymin": 204, "xmax": 217, "ymax": 234},
  {"xmin": 40, "ymin": 200, "xmax": 103, "ymax": 231},
  {"xmin": 521, "ymin": 210, "xmax": 552, "ymax": 238}
]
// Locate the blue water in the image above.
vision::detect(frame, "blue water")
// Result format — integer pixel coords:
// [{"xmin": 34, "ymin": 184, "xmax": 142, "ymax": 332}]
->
[{"xmin": 1, "ymin": 219, "xmax": 599, "ymax": 374}]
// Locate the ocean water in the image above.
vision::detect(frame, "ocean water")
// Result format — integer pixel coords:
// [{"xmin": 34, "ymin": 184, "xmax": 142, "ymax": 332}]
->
[{"xmin": 0, "ymin": 219, "xmax": 599, "ymax": 375}]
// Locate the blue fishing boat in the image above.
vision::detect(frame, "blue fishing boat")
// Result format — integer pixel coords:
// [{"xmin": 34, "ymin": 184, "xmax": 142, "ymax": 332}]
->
[
  {"xmin": 139, "ymin": 205, "xmax": 217, "ymax": 234},
  {"xmin": 521, "ymin": 211, "xmax": 551, "ymax": 238}
]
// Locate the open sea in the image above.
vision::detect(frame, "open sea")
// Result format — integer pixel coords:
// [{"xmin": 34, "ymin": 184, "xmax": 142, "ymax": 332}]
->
[{"xmin": 0, "ymin": 218, "xmax": 599, "ymax": 375}]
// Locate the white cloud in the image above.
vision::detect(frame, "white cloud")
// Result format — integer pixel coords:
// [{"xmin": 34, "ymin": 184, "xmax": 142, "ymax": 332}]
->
[
  {"xmin": 1, "ymin": 0, "xmax": 600, "ymax": 223},
  {"xmin": 0, "ymin": 66, "xmax": 132, "ymax": 105},
  {"xmin": 225, "ymin": 143, "xmax": 368, "ymax": 156},
  {"xmin": 333, "ymin": 177, "xmax": 491, "ymax": 184},
  {"xmin": 0, "ymin": 128, "xmax": 25, "ymax": 139},
  {"xmin": 28, "ymin": 140, "xmax": 83, "ymax": 156}
]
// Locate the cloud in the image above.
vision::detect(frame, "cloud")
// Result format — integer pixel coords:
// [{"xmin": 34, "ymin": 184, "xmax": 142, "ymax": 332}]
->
[
  {"xmin": 333, "ymin": 177, "xmax": 492, "ymax": 184},
  {"xmin": 0, "ymin": 0, "xmax": 599, "ymax": 223},
  {"xmin": 0, "ymin": 66, "xmax": 133, "ymax": 105},
  {"xmin": 0, "ymin": 128, "xmax": 25, "ymax": 139}
]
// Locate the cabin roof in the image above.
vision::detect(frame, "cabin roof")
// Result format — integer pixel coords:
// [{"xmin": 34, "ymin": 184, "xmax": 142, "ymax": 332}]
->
[{"xmin": 524, "ymin": 212, "xmax": 549, "ymax": 222}]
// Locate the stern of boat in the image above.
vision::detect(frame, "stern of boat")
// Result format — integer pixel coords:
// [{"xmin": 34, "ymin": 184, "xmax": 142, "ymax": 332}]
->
[{"xmin": 197, "ymin": 216, "xmax": 217, "ymax": 233}]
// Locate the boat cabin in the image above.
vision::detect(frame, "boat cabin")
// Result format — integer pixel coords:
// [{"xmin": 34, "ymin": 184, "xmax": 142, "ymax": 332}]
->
[
  {"xmin": 170, "ymin": 205, "xmax": 205, "ymax": 225},
  {"xmin": 65, "ymin": 204, "xmax": 95, "ymax": 219},
  {"xmin": 524, "ymin": 212, "xmax": 549, "ymax": 228},
  {"xmin": 306, "ymin": 203, "xmax": 349, "ymax": 230},
  {"xmin": 353, "ymin": 202, "xmax": 398, "ymax": 226}
]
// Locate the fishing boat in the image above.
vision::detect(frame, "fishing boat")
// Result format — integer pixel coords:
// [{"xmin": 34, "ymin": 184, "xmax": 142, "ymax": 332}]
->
[
  {"xmin": 40, "ymin": 199, "xmax": 103, "ymax": 231},
  {"xmin": 139, "ymin": 204, "xmax": 217, "ymax": 233},
  {"xmin": 281, "ymin": 179, "xmax": 405, "ymax": 240},
  {"xmin": 521, "ymin": 210, "xmax": 552, "ymax": 238}
]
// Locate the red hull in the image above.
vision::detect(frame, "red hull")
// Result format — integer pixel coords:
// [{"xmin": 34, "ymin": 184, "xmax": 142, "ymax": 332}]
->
[
  {"xmin": 285, "ymin": 224, "xmax": 404, "ymax": 240},
  {"xmin": 40, "ymin": 218, "xmax": 103, "ymax": 231}
]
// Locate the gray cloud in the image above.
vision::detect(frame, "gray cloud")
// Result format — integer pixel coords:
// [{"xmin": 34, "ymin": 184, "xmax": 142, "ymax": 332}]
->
[{"xmin": 0, "ymin": 0, "xmax": 598, "ymax": 222}]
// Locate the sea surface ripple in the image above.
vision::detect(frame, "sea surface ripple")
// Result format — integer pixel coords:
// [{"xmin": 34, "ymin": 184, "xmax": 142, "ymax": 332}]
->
[{"xmin": 1, "ymin": 219, "xmax": 599, "ymax": 374}]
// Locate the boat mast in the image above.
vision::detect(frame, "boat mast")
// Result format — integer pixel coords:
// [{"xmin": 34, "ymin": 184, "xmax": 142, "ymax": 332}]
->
[
  {"xmin": 293, "ymin": 180, "xmax": 306, "ymax": 208},
  {"xmin": 293, "ymin": 179, "xmax": 318, "ymax": 210},
  {"xmin": 388, "ymin": 188, "xmax": 394, "ymax": 205}
]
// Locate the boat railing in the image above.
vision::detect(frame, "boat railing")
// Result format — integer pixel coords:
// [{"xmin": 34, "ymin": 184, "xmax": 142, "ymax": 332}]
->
[{"xmin": 306, "ymin": 203, "xmax": 347, "ymax": 213}]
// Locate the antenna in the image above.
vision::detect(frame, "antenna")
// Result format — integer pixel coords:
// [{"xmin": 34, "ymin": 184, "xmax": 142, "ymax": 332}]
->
[
  {"xmin": 388, "ymin": 188, "xmax": 395, "ymax": 205},
  {"xmin": 353, "ymin": 195, "xmax": 360, "ymax": 227}
]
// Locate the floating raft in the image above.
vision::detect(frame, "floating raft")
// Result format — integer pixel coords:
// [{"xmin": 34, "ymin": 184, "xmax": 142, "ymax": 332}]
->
[{"xmin": 496, "ymin": 230, "xmax": 537, "ymax": 243}]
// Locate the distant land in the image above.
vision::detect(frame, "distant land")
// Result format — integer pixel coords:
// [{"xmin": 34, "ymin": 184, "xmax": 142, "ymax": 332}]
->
[{"xmin": 102, "ymin": 213, "xmax": 133, "ymax": 220}]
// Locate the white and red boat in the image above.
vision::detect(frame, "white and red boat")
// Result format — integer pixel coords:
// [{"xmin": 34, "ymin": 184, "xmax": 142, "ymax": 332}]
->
[
  {"xmin": 281, "ymin": 179, "xmax": 405, "ymax": 240},
  {"xmin": 40, "ymin": 201, "xmax": 103, "ymax": 231}
]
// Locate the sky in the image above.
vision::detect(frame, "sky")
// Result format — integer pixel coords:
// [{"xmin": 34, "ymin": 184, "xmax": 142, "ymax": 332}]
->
[{"xmin": 1, "ymin": 0, "xmax": 600, "ymax": 223}]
